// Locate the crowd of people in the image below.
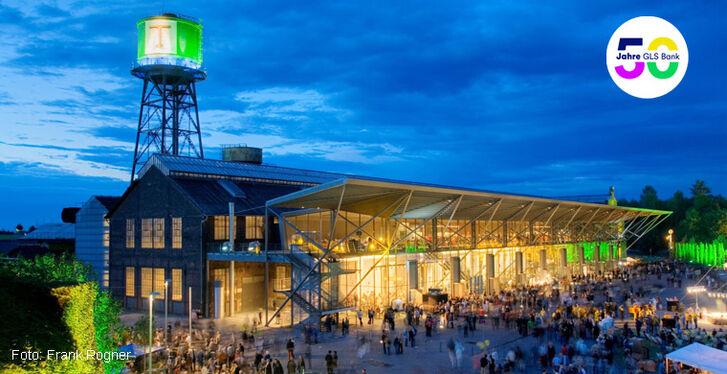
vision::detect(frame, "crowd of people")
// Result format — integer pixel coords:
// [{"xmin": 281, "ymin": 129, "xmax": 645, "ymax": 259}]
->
[
  {"xmin": 363, "ymin": 261, "xmax": 726, "ymax": 373},
  {"xmin": 120, "ymin": 260, "xmax": 726, "ymax": 373}
]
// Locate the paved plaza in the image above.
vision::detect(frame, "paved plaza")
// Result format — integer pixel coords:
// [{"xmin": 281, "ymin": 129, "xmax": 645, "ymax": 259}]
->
[{"xmin": 121, "ymin": 261, "xmax": 727, "ymax": 374}]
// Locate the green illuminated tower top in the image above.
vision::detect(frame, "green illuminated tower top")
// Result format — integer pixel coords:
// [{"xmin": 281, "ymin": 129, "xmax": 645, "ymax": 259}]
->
[
  {"xmin": 136, "ymin": 13, "xmax": 203, "ymax": 70},
  {"xmin": 130, "ymin": 13, "xmax": 206, "ymax": 182}
]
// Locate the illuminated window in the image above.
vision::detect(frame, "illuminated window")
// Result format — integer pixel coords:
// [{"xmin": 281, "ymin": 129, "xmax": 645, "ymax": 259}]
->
[
  {"xmin": 103, "ymin": 228, "xmax": 110, "ymax": 247},
  {"xmin": 172, "ymin": 269, "xmax": 182, "ymax": 301},
  {"xmin": 214, "ymin": 216, "xmax": 234, "ymax": 240},
  {"xmin": 154, "ymin": 268, "xmax": 166, "ymax": 299},
  {"xmin": 126, "ymin": 219, "xmax": 135, "ymax": 248},
  {"xmin": 141, "ymin": 219, "xmax": 153, "ymax": 248},
  {"xmin": 103, "ymin": 270, "xmax": 109, "ymax": 288},
  {"xmin": 172, "ymin": 217, "xmax": 182, "ymax": 249},
  {"xmin": 125, "ymin": 267, "xmax": 135, "ymax": 296},
  {"xmin": 245, "ymin": 216, "xmax": 264, "ymax": 239},
  {"xmin": 141, "ymin": 267, "xmax": 152, "ymax": 297},
  {"xmin": 153, "ymin": 218, "xmax": 165, "ymax": 248}
]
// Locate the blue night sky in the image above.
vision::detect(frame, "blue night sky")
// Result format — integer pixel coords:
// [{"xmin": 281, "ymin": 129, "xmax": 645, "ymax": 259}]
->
[{"xmin": 0, "ymin": 1, "xmax": 725, "ymax": 229}]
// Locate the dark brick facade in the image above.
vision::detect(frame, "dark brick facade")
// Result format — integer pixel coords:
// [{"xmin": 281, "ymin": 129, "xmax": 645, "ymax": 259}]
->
[
  {"xmin": 109, "ymin": 167, "xmax": 205, "ymax": 315},
  {"xmin": 108, "ymin": 166, "xmax": 291, "ymax": 316}
]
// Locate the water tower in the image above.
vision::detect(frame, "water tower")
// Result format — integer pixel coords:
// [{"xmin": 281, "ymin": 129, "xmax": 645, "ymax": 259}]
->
[{"xmin": 130, "ymin": 13, "xmax": 206, "ymax": 181}]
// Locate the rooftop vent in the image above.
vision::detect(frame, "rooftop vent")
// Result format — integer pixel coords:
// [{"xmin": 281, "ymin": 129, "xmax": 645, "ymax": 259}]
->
[{"xmin": 221, "ymin": 144, "xmax": 262, "ymax": 165}]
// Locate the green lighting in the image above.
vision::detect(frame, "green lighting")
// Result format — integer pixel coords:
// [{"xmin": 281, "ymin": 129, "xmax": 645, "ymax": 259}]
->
[
  {"xmin": 566, "ymin": 241, "xmax": 617, "ymax": 262},
  {"xmin": 137, "ymin": 15, "xmax": 203, "ymax": 66},
  {"xmin": 675, "ymin": 237, "xmax": 726, "ymax": 266}
]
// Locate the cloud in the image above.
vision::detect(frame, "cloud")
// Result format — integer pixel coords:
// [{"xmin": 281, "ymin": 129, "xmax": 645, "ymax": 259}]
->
[
  {"xmin": 0, "ymin": 0, "xmax": 726, "ymax": 229},
  {"xmin": 0, "ymin": 142, "xmax": 128, "ymax": 180},
  {"xmin": 235, "ymin": 87, "xmax": 349, "ymax": 120}
]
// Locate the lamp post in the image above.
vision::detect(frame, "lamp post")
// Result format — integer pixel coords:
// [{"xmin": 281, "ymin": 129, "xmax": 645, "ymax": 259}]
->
[
  {"xmin": 164, "ymin": 279, "xmax": 171, "ymax": 346},
  {"xmin": 687, "ymin": 286, "xmax": 706, "ymax": 311},
  {"xmin": 188, "ymin": 287, "xmax": 192, "ymax": 347},
  {"xmin": 149, "ymin": 291, "xmax": 160, "ymax": 374}
]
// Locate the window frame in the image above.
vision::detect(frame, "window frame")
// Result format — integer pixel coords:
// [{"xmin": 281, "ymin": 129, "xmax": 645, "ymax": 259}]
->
[
  {"xmin": 126, "ymin": 218, "xmax": 135, "ymax": 248},
  {"xmin": 245, "ymin": 216, "xmax": 264, "ymax": 239},
  {"xmin": 172, "ymin": 217, "xmax": 182, "ymax": 249},
  {"xmin": 125, "ymin": 267, "xmax": 135, "ymax": 297},
  {"xmin": 172, "ymin": 269, "xmax": 182, "ymax": 301},
  {"xmin": 140, "ymin": 267, "xmax": 152, "ymax": 297}
]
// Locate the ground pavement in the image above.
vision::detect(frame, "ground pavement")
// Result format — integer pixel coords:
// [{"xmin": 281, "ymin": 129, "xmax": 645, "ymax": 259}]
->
[{"xmin": 119, "ymin": 266, "xmax": 727, "ymax": 373}]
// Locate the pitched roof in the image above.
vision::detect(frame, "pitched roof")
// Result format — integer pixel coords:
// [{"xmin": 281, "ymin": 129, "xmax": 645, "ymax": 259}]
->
[
  {"xmin": 139, "ymin": 154, "xmax": 347, "ymax": 185},
  {"xmin": 94, "ymin": 196, "xmax": 121, "ymax": 211},
  {"xmin": 21, "ymin": 223, "xmax": 75, "ymax": 240},
  {"xmin": 171, "ymin": 178, "xmax": 304, "ymax": 215}
]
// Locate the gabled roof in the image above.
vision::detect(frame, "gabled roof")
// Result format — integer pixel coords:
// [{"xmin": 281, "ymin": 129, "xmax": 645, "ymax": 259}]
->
[
  {"xmin": 94, "ymin": 196, "xmax": 121, "ymax": 211},
  {"xmin": 171, "ymin": 178, "xmax": 303, "ymax": 215},
  {"xmin": 139, "ymin": 154, "xmax": 347, "ymax": 185},
  {"xmin": 21, "ymin": 223, "xmax": 75, "ymax": 240}
]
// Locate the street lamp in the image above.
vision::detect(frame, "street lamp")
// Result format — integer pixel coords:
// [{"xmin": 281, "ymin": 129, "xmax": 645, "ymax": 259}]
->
[
  {"xmin": 666, "ymin": 229, "xmax": 674, "ymax": 251},
  {"xmin": 149, "ymin": 291, "xmax": 160, "ymax": 374},
  {"xmin": 687, "ymin": 286, "xmax": 706, "ymax": 310},
  {"xmin": 164, "ymin": 279, "xmax": 171, "ymax": 346}
]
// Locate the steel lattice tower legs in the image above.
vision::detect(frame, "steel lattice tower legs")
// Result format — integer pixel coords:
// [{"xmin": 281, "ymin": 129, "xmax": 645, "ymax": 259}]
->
[{"xmin": 131, "ymin": 73, "xmax": 204, "ymax": 182}]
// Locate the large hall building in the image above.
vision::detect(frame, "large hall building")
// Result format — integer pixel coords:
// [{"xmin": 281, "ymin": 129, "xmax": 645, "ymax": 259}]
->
[{"xmin": 107, "ymin": 147, "xmax": 669, "ymax": 325}]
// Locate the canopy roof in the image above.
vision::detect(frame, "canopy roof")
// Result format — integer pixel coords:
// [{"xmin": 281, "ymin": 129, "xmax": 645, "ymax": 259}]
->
[
  {"xmin": 665, "ymin": 343, "xmax": 727, "ymax": 374},
  {"xmin": 267, "ymin": 177, "xmax": 670, "ymax": 224}
]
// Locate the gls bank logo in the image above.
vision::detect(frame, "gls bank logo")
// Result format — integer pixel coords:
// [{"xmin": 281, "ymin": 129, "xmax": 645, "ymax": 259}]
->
[{"xmin": 606, "ymin": 16, "xmax": 688, "ymax": 99}]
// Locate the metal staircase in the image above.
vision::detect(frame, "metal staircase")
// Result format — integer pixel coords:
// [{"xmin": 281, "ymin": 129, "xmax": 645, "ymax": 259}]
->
[{"xmin": 275, "ymin": 246, "xmax": 356, "ymax": 324}]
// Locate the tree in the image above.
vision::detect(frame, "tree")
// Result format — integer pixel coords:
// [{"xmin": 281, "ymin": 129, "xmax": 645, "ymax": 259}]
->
[
  {"xmin": 15, "ymin": 224, "xmax": 23, "ymax": 232},
  {"xmin": 640, "ymin": 186, "xmax": 659, "ymax": 210},
  {"xmin": 620, "ymin": 180, "xmax": 726, "ymax": 251},
  {"xmin": 690, "ymin": 180, "xmax": 711, "ymax": 197},
  {"xmin": 6, "ymin": 253, "xmax": 94, "ymax": 287}
]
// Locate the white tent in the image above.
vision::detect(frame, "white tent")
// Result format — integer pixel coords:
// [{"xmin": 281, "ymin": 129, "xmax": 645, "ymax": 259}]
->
[{"xmin": 665, "ymin": 343, "xmax": 727, "ymax": 374}]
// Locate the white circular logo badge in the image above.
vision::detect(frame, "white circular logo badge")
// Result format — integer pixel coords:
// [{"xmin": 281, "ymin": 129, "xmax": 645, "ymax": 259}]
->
[{"xmin": 606, "ymin": 16, "xmax": 688, "ymax": 99}]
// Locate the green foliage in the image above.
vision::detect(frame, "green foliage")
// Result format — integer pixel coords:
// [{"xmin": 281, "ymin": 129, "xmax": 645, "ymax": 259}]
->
[
  {"xmin": 52, "ymin": 283, "xmax": 103, "ymax": 373},
  {"xmin": 619, "ymin": 180, "xmax": 727, "ymax": 253},
  {"xmin": 133, "ymin": 314, "xmax": 153, "ymax": 345},
  {"xmin": 0, "ymin": 255, "xmax": 125, "ymax": 374},
  {"xmin": 0, "ymin": 268, "xmax": 74, "ymax": 363},
  {"xmin": 0, "ymin": 359, "xmax": 74, "ymax": 374},
  {"xmin": 94, "ymin": 291, "xmax": 126, "ymax": 374},
  {"xmin": 4, "ymin": 253, "xmax": 94, "ymax": 287}
]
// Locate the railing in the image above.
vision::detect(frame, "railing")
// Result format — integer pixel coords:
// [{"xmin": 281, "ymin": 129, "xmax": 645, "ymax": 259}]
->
[{"xmin": 206, "ymin": 241, "xmax": 283, "ymax": 253}]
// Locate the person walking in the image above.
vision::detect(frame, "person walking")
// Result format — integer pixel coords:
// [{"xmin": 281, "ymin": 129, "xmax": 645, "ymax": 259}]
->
[
  {"xmin": 325, "ymin": 351, "xmax": 334, "ymax": 374},
  {"xmin": 297, "ymin": 355, "xmax": 306, "ymax": 374},
  {"xmin": 273, "ymin": 359, "xmax": 284, "ymax": 374},
  {"xmin": 480, "ymin": 354, "xmax": 489, "ymax": 374},
  {"xmin": 358, "ymin": 310, "xmax": 363, "ymax": 326},
  {"xmin": 286, "ymin": 338, "xmax": 295, "ymax": 360},
  {"xmin": 408, "ymin": 326, "xmax": 416, "ymax": 347},
  {"xmin": 381, "ymin": 332, "xmax": 388, "ymax": 354},
  {"xmin": 287, "ymin": 357, "xmax": 297, "ymax": 374}
]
